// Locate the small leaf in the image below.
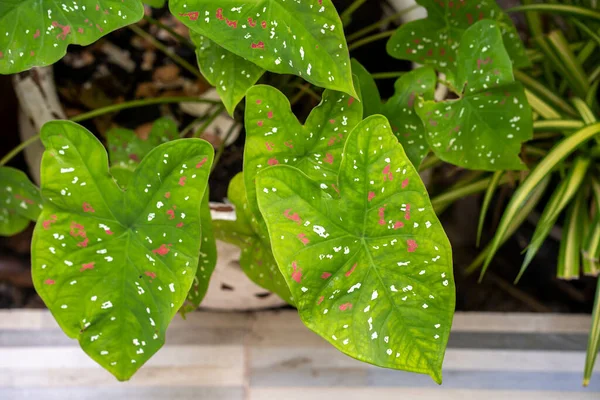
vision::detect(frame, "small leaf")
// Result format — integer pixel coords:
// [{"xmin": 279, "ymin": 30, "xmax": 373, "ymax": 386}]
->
[
  {"xmin": 516, "ymin": 157, "xmax": 589, "ymax": 282},
  {"xmin": 256, "ymin": 115, "xmax": 454, "ymax": 383},
  {"xmin": 107, "ymin": 117, "xmax": 179, "ymax": 188},
  {"xmin": 170, "ymin": 0, "xmax": 357, "ymax": 97},
  {"xmin": 0, "ymin": 166, "xmax": 43, "ymax": 236},
  {"xmin": 32, "ymin": 120, "xmax": 214, "ymax": 380},
  {"xmin": 352, "ymin": 59, "xmax": 436, "ymax": 168},
  {"xmin": 213, "ymin": 173, "xmax": 293, "ymax": 304},
  {"xmin": 0, "ymin": 1, "xmax": 144, "ymax": 74},
  {"xmin": 244, "ymin": 83, "xmax": 362, "ymax": 221},
  {"xmin": 386, "ymin": 0, "xmax": 529, "ymax": 81},
  {"xmin": 191, "ymin": 32, "xmax": 265, "ymax": 115},
  {"xmin": 416, "ymin": 20, "xmax": 533, "ymax": 171}
]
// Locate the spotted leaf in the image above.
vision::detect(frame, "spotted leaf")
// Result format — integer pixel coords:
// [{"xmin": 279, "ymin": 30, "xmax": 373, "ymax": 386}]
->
[
  {"xmin": 416, "ymin": 20, "xmax": 532, "ymax": 171},
  {"xmin": 386, "ymin": 0, "xmax": 529, "ymax": 83},
  {"xmin": 352, "ymin": 59, "xmax": 436, "ymax": 168},
  {"xmin": 0, "ymin": 167, "xmax": 43, "ymax": 236},
  {"xmin": 170, "ymin": 0, "xmax": 357, "ymax": 97},
  {"xmin": 191, "ymin": 32, "xmax": 265, "ymax": 115},
  {"xmin": 107, "ymin": 117, "xmax": 179, "ymax": 188},
  {"xmin": 256, "ymin": 115, "xmax": 454, "ymax": 383},
  {"xmin": 244, "ymin": 83, "xmax": 362, "ymax": 222},
  {"xmin": 213, "ymin": 173, "xmax": 293, "ymax": 304},
  {"xmin": 31, "ymin": 120, "xmax": 214, "ymax": 380},
  {"xmin": 0, "ymin": 0, "xmax": 144, "ymax": 74}
]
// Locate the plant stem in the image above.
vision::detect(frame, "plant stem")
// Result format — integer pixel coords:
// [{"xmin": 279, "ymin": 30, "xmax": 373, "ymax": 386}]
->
[
  {"xmin": 506, "ymin": 4, "xmax": 600, "ymax": 22},
  {"xmin": 192, "ymin": 104, "xmax": 226, "ymax": 139},
  {"xmin": 371, "ymin": 71, "xmax": 406, "ymax": 80},
  {"xmin": 0, "ymin": 97, "xmax": 221, "ymax": 166},
  {"xmin": 128, "ymin": 24, "xmax": 203, "ymax": 79},
  {"xmin": 211, "ymin": 122, "xmax": 239, "ymax": 172},
  {"xmin": 533, "ymin": 120, "xmax": 585, "ymax": 132},
  {"xmin": 346, "ymin": 5, "xmax": 419, "ymax": 42},
  {"xmin": 290, "ymin": 83, "xmax": 320, "ymax": 105},
  {"xmin": 143, "ymin": 15, "xmax": 195, "ymax": 49},
  {"xmin": 71, "ymin": 97, "xmax": 220, "ymax": 123},
  {"xmin": 0, "ymin": 135, "xmax": 40, "ymax": 167},
  {"xmin": 340, "ymin": 0, "xmax": 367, "ymax": 27},
  {"xmin": 348, "ymin": 30, "xmax": 394, "ymax": 51}
]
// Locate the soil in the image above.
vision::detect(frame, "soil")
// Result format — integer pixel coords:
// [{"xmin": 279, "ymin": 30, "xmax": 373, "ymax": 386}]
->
[{"xmin": 0, "ymin": 2, "xmax": 596, "ymax": 314}]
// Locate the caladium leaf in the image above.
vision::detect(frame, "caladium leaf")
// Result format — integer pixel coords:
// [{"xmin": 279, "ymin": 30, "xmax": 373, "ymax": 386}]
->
[
  {"xmin": 416, "ymin": 20, "xmax": 533, "ymax": 171},
  {"xmin": 244, "ymin": 83, "xmax": 362, "ymax": 222},
  {"xmin": 170, "ymin": 0, "xmax": 357, "ymax": 97},
  {"xmin": 351, "ymin": 59, "xmax": 436, "ymax": 168},
  {"xmin": 213, "ymin": 173, "xmax": 293, "ymax": 304},
  {"xmin": 0, "ymin": 166, "xmax": 43, "ymax": 236},
  {"xmin": 0, "ymin": 0, "xmax": 144, "ymax": 74},
  {"xmin": 256, "ymin": 115, "xmax": 455, "ymax": 383},
  {"xmin": 191, "ymin": 32, "xmax": 265, "ymax": 115},
  {"xmin": 107, "ymin": 117, "xmax": 179, "ymax": 188},
  {"xmin": 107, "ymin": 117, "xmax": 217, "ymax": 313},
  {"xmin": 31, "ymin": 120, "xmax": 214, "ymax": 381},
  {"xmin": 386, "ymin": 0, "xmax": 529, "ymax": 83}
]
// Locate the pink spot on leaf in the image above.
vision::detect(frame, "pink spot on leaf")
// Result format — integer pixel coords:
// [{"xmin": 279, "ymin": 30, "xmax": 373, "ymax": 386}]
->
[
  {"xmin": 45, "ymin": 279, "xmax": 55, "ymax": 285},
  {"xmin": 42, "ymin": 215, "xmax": 57, "ymax": 230},
  {"xmin": 152, "ymin": 244, "xmax": 171, "ymax": 256},
  {"xmin": 178, "ymin": 176, "xmax": 187, "ymax": 186},
  {"xmin": 291, "ymin": 261, "xmax": 302, "ymax": 283},
  {"xmin": 383, "ymin": 165, "xmax": 393, "ymax": 181},
  {"xmin": 339, "ymin": 303, "xmax": 353, "ymax": 311},
  {"xmin": 145, "ymin": 271, "xmax": 157, "ymax": 279},
  {"xmin": 368, "ymin": 192, "xmax": 376, "ymax": 202},
  {"xmin": 324, "ymin": 153, "xmax": 334, "ymax": 164},
  {"xmin": 80, "ymin": 262, "xmax": 95, "ymax": 272},
  {"xmin": 267, "ymin": 111, "xmax": 273, "ymax": 119},
  {"xmin": 402, "ymin": 179, "xmax": 409, "ymax": 188},
  {"xmin": 265, "ymin": 142, "xmax": 274, "ymax": 151},
  {"xmin": 407, "ymin": 239, "xmax": 418, "ymax": 253},
  {"xmin": 196, "ymin": 157, "xmax": 208, "ymax": 168},
  {"xmin": 298, "ymin": 233, "xmax": 310, "ymax": 245},
  {"xmin": 393, "ymin": 221, "xmax": 404, "ymax": 229},
  {"xmin": 82, "ymin": 202, "xmax": 95, "ymax": 213},
  {"xmin": 345, "ymin": 263, "xmax": 357, "ymax": 277},
  {"xmin": 267, "ymin": 158, "xmax": 279, "ymax": 166},
  {"xmin": 284, "ymin": 209, "xmax": 302, "ymax": 224},
  {"xmin": 321, "ymin": 272, "xmax": 332, "ymax": 279}
]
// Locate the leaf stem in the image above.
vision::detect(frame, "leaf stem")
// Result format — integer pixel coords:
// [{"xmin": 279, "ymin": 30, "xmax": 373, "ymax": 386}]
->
[
  {"xmin": 346, "ymin": 5, "xmax": 419, "ymax": 42},
  {"xmin": 191, "ymin": 104, "xmax": 225, "ymax": 139},
  {"xmin": 128, "ymin": 24, "xmax": 203, "ymax": 79},
  {"xmin": 371, "ymin": 71, "xmax": 406, "ymax": 80},
  {"xmin": 143, "ymin": 15, "xmax": 195, "ymax": 49},
  {"xmin": 0, "ymin": 97, "xmax": 221, "ymax": 166},
  {"xmin": 533, "ymin": 120, "xmax": 585, "ymax": 132},
  {"xmin": 348, "ymin": 30, "xmax": 395, "ymax": 51},
  {"xmin": 340, "ymin": 0, "xmax": 367, "ymax": 27},
  {"xmin": 506, "ymin": 4, "xmax": 600, "ymax": 22}
]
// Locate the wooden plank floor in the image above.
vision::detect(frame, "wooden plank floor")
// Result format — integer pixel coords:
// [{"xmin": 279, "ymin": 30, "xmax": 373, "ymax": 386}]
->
[{"xmin": 0, "ymin": 310, "xmax": 598, "ymax": 399}]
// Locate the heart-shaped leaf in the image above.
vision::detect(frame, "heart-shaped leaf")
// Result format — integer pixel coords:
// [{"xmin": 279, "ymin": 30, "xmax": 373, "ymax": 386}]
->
[
  {"xmin": 31, "ymin": 120, "xmax": 214, "ymax": 381},
  {"xmin": 256, "ymin": 115, "xmax": 455, "ymax": 383},
  {"xmin": 351, "ymin": 59, "xmax": 436, "ymax": 168},
  {"xmin": 0, "ymin": 166, "xmax": 43, "ymax": 236},
  {"xmin": 107, "ymin": 117, "xmax": 179, "ymax": 187},
  {"xmin": 0, "ymin": 0, "xmax": 144, "ymax": 74},
  {"xmin": 191, "ymin": 32, "xmax": 265, "ymax": 115},
  {"xmin": 386, "ymin": 0, "xmax": 529, "ymax": 82},
  {"xmin": 244, "ymin": 83, "xmax": 362, "ymax": 221},
  {"xmin": 106, "ymin": 117, "xmax": 217, "ymax": 311},
  {"xmin": 416, "ymin": 20, "xmax": 533, "ymax": 171},
  {"xmin": 213, "ymin": 173, "xmax": 293, "ymax": 304},
  {"xmin": 170, "ymin": 0, "xmax": 357, "ymax": 97}
]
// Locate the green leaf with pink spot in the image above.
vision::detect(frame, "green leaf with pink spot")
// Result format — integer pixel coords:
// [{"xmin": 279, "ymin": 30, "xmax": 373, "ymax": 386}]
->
[
  {"xmin": 191, "ymin": 32, "xmax": 265, "ymax": 115},
  {"xmin": 107, "ymin": 117, "xmax": 179, "ymax": 188},
  {"xmin": 31, "ymin": 120, "xmax": 214, "ymax": 381},
  {"xmin": 0, "ymin": 167, "xmax": 43, "ymax": 236},
  {"xmin": 213, "ymin": 172, "xmax": 293, "ymax": 304},
  {"xmin": 0, "ymin": 0, "xmax": 144, "ymax": 74},
  {"xmin": 256, "ymin": 115, "xmax": 455, "ymax": 383},
  {"xmin": 351, "ymin": 59, "xmax": 436, "ymax": 168},
  {"xmin": 244, "ymin": 83, "xmax": 362, "ymax": 222},
  {"xmin": 170, "ymin": 0, "xmax": 357, "ymax": 98},
  {"xmin": 416, "ymin": 20, "xmax": 533, "ymax": 171},
  {"xmin": 386, "ymin": 0, "xmax": 529, "ymax": 83},
  {"xmin": 106, "ymin": 117, "xmax": 217, "ymax": 311}
]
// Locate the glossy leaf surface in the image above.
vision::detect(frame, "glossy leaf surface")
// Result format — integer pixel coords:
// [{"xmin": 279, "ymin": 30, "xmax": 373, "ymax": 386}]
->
[
  {"xmin": 351, "ymin": 59, "xmax": 436, "ymax": 167},
  {"xmin": 0, "ymin": 0, "xmax": 144, "ymax": 74},
  {"xmin": 191, "ymin": 32, "xmax": 264, "ymax": 115},
  {"xmin": 213, "ymin": 173, "xmax": 292, "ymax": 304},
  {"xmin": 244, "ymin": 83, "xmax": 362, "ymax": 221},
  {"xmin": 31, "ymin": 120, "xmax": 213, "ymax": 380},
  {"xmin": 0, "ymin": 167, "xmax": 43, "ymax": 236},
  {"xmin": 416, "ymin": 20, "xmax": 533, "ymax": 171},
  {"xmin": 386, "ymin": 0, "xmax": 529, "ymax": 82},
  {"xmin": 170, "ymin": 0, "xmax": 357, "ymax": 97},
  {"xmin": 256, "ymin": 115, "xmax": 454, "ymax": 383}
]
